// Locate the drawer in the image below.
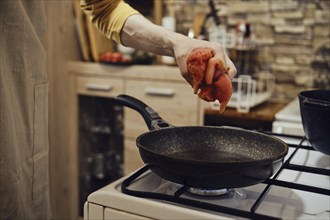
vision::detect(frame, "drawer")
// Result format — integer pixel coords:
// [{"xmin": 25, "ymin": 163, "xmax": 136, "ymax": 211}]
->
[
  {"xmin": 124, "ymin": 80, "xmax": 199, "ymax": 138},
  {"xmin": 76, "ymin": 76, "xmax": 124, "ymax": 97}
]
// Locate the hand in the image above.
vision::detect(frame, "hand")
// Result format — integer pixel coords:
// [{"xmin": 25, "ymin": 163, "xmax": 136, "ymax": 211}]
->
[{"xmin": 172, "ymin": 35, "xmax": 237, "ymax": 86}]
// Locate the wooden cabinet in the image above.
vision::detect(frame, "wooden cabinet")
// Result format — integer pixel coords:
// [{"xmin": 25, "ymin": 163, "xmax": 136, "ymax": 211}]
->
[
  {"xmin": 67, "ymin": 61, "xmax": 203, "ymax": 217},
  {"xmin": 67, "ymin": 62, "xmax": 127, "ymax": 219}
]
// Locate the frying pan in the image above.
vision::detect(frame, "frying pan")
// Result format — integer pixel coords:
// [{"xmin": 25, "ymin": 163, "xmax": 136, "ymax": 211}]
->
[{"xmin": 115, "ymin": 95, "xmax": 288, "ymax": 189}]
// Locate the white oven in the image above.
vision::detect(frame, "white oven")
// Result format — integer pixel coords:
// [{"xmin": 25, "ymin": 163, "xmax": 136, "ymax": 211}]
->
[{"xmin": 84, "ymin": 134, "xmax": 329, "ymax": 220}]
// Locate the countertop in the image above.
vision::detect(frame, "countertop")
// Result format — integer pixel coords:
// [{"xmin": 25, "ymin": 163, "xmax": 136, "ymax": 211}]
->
[
  {"xmin": 204, "ymin": 101, "xmax": 289, "ymax": 131},
  {"xmin": 205, "ymin": 101, "xmax": 288, "ymax": 122}
]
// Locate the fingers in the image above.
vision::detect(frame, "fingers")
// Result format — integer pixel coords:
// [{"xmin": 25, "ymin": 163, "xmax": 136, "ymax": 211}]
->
[
  {"xmin": 225, "ymin": 55, "xmax": 237, "ymax": 80},
  {"xmin": 207, "ymin": 44, "xmax": 237, "ymax": 81},
  {"xmin": 205, "ymin": 57, "xmax": 217, "ymax": 84},
  {"xmin": 205, "ymin": 55, "xmax": 234, "ymax": 84},
  {"xmin": 210, "ymin": 44, "xmax": 226, "ymax": 62}
]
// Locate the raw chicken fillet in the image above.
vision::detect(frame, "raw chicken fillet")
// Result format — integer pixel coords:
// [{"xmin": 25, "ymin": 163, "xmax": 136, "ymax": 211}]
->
[{"xmin": 187, "ymin": 48, "xmax": 232, "ymax": 113}]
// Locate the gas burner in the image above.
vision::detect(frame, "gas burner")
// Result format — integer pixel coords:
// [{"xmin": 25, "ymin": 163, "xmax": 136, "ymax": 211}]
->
[
  {"xmin": 188, "ymin": 188, "xmax": 247, "ymax": 199},
  {"xmin": 188, "ymin": 188, "xmax": 228, "ymax": 196}
]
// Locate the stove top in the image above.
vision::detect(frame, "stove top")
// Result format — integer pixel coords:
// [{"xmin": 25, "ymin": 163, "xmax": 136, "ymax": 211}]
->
[{"xmin": 86, "ymin": 133, "xmax": 330, "ymax": 220}]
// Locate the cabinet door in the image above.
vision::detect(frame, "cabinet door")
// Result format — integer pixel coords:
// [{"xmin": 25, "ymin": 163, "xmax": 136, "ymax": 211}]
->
[
  {"xmin": 125, "ymin": 80, "xmax": 199, "ymax": 139},
  {"xmin": 77, "ymin": 76, "xmax": 124, "ymax": 97}
]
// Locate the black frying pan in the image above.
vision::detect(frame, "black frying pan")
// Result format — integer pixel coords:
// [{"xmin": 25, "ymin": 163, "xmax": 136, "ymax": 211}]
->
[{"xmin": 115, "ymin": 95, "xmax": 288, "ymax": 189}]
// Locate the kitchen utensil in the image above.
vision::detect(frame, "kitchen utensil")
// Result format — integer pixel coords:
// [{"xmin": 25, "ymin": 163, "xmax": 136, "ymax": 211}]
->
[
  {"xmin": 115, "ymin": 95, "xmax": 288, "ymax": 188},
  {"xmin": 298, "ymin": 89, "xmax": 330, "ymax": 155}
]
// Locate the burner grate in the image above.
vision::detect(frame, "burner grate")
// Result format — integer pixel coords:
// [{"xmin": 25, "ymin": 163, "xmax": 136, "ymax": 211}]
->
[{"xmin": 121, "ymin": 133, "xmax": 330, "ymax": 220}]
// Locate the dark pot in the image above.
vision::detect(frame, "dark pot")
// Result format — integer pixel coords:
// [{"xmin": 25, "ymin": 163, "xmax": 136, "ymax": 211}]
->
[{"xmin": 298, "ymin": 90, "xmax": 330, "ymax": 155}]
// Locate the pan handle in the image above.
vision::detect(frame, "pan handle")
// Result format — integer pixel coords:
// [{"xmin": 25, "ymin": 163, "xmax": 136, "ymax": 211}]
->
[{"xmin": 115, "ymin": 94, "xmax": 173, "ymax": 131}]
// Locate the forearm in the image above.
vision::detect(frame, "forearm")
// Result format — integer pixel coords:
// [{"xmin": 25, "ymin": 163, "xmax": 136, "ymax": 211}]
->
[{"xmin": 121, "ymin": 14, "xmax": 182, "ymax": 57}]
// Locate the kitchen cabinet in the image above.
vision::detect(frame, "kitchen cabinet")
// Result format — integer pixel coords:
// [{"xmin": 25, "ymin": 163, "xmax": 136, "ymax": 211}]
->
[
  {"xmin": 68, "ymin": 62, "xmax": 127, "ymax": 218},
  {"xmin": 67, "ymin": 61, "xmax": 204, "ymax": 218}
]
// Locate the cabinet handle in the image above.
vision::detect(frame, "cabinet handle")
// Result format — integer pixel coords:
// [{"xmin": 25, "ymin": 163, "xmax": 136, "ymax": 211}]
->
[
  {"xmin": 145, "ymin": 87, "xmax": 175, "ymax": 97},
  {"xmin": 86, "ymin": 84, "xmax": 113, "ymax": 92}
]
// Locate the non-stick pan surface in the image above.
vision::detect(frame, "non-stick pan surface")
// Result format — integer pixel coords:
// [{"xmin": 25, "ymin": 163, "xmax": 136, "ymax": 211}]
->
[{"xmin": 115, "ymin": 95, "xmax": 288, "ymax": 188}]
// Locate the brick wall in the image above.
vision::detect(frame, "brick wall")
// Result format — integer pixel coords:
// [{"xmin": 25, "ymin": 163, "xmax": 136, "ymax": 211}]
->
[{"xmin": 164, "ymin": 0, "xmax": 330, "ymax": 99}]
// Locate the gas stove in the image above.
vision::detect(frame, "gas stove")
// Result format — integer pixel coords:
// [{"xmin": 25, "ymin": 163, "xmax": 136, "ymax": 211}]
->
[{"xmin": 84, "ymin": 133, "xmax": 330, "ymax": 220}]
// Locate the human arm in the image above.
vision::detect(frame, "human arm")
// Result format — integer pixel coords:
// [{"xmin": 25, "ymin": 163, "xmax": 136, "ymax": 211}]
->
[
  {"xmin": 121, "ymin": 14, "xmax": 236, "ymax": 84},
  {"xmin": 80, "ymin": 0, "xmax": 236, "ymax": 86}
]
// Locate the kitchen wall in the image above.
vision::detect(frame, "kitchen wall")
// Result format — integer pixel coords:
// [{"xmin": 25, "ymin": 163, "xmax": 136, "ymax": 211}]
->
[{"xmin": 164, "ymin": 0, "xmax": 330, "ymax": 99}]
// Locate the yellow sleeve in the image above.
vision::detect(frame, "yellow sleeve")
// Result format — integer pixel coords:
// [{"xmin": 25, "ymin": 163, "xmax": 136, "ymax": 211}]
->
[{"xmin": 80, "ymin": 0, "xmax": 140, "ymax": 44}]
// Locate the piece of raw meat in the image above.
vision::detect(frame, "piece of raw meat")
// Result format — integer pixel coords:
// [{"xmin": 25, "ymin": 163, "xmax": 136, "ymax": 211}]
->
[{"xmin": 187, "ymin": 48, "xmax": 232, "ymax": 113}]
